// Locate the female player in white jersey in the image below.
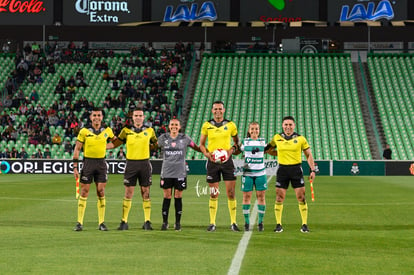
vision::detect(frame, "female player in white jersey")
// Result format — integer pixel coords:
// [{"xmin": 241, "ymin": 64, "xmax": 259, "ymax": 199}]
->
[{"xmin": 240, "ymin": 122, "xmax": 275, "ymax": 231}]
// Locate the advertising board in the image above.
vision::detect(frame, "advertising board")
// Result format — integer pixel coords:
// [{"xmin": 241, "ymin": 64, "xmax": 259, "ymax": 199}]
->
[
  {"xmin": 0, "ymin": 0, "xmax": 53, "ymax": 25},
  {"xmin": 151, "ymin": 0, "xmax": 230, "ymax": 22},
  {"xmin": 62, "ymin": 0, "xmax": 142, "ymax": 25}
]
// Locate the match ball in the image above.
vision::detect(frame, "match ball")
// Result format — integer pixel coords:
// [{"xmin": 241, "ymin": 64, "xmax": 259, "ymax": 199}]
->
[{"xmin": 212, "ymin": 149, "xmax": 228, "ymax": 164}]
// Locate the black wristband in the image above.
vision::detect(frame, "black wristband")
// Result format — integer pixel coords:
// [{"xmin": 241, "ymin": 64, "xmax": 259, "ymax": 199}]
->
[
  {"xmin": 310, "ymin": 169, "xmax": 316, "ymax": 173},
  {"xmin": 73, "ymin": 159, "xmax": 79, "ymax": 163}
]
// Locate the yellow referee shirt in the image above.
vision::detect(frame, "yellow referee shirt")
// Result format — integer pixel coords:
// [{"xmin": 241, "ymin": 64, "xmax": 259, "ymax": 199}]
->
[
  {"xmin": 201, "ymin": 119, "xmax": 238, "ymax": 152},
  {"xmin": 269, "ymin": 133, "xmax": 310, "ymax": 165},
  {"xmin": 118, "ymin": 126, "xmax": 157, "ymax": 160},
  {"xmin": 77, "ymin": 127, "xmax": 114, "ymax": 158}
]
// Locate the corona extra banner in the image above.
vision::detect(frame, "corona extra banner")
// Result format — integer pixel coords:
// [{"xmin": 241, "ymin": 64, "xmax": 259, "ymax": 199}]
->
[
  {"xmin": 152, "ymin": 0, "xmax": 230, "ymax": 22},
  {"xmin": 62, "ymin": 0, "xmax": 142, "ymax": 25},
  {"xmin": 328, "ymin": 0, "xmax": 407, "ymax": 23},
  {"xmin": 0, "ymin": 0, "xmax": 53, "ymax": 25},
  {"xmin": 240, "ymin": 0, "xmax": 319, "ymax": 24}
]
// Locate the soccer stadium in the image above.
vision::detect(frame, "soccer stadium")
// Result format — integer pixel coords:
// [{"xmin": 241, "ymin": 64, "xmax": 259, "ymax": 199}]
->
[{"xmin": 1, "ymin": 1, "xmax": 414, "ymax": 274}]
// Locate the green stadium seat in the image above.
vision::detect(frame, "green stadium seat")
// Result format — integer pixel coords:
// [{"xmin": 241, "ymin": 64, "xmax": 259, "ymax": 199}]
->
[{"xmin": 186, "ymin": 53, "xmax": 372, "ymax": 160}]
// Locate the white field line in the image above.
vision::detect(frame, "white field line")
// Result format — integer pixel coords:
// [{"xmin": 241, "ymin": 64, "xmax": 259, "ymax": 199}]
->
[{"xmin": 227, "ymin": 176, "xmax": 274, "ymax": 275}]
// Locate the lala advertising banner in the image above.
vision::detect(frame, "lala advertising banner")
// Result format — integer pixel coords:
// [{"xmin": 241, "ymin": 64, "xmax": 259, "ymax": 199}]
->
[
  {"xmin": 327, "ymin": 0, "xmax": 407, "ymax": 23},
  {"xmin": 152, "ymin": 0, "xmax": 230, "ymax": 22}
]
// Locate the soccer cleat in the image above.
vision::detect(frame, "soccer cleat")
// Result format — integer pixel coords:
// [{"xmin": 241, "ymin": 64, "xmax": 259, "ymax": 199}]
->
[
  {"xmin": 207, "ymin": 224, "xmax": 216, "ymax": 232},
  {"xmin": 300, "ymin": 224, "xmax": 310, "ymax": 233},
  {"xmin": 274, "ymin": 224, "xmax": 283, "ymax": 233},
  {"xmin": 142, "ymin": 220, "xmax": 153, "ymax": 230},
  {"xmin": 161, "ymin": 223, "xmax": 169, "ymax": 231},
  {"xmin": 74, "ymin": 222, "xmax": 83, "ymax": 231},
  {"xmin": 230, "ymin": 223, "xmax": 240, "ymax": 232},
  {"xmin": 174, "ymin": 223, "xmax": 181, "ymax": 231},
  {"xmin": 244, "ymin": 223, "xmax": 250, "ymax": 231},
  {"xmin": 98, "ymin": 223, "xmax": 108, "ymax": 231},
  {"xmin": 258, "ymin": 222, "xmax": 264, "ymax": 232},
  {"xmin": 117, "ymin": 221, "xmax": 129, "ymax": 230}
]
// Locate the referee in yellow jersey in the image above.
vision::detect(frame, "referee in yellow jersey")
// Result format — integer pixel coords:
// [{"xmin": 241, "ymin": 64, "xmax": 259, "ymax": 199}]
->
[
  {"xmin": 265, "ymin": 116, "xmax": 316, "ymax": 233},
  {"xmin": 73, "ymin": 107, "xmax": 115, "ymax": 231},
  {"xmin": 200, "ymin": 100, "xmax": 240, "ymax": 232},
  {"xmin": 107, "ymin": 108, "xmax": 157, "ymax": 231}
]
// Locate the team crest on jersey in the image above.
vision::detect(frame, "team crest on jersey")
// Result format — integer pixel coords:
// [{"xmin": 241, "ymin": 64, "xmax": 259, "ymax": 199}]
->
[
  {"xmin": 144, "ymin": 132, "xmax": 148, "ymax": 136},
  {"xmin": 294, "ymin": 139, "xmax": 298, "ymax": 143},
  {"xmin": 171, "ymin": 142, "xmax": 176, "ymax": 147},
  {"xmin": 224, "ymin": 126, "xmax": 228, "ymax": 130}
]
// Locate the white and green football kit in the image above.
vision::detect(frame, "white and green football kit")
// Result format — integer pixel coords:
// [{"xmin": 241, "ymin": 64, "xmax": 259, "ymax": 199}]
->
[{"xmin": 240, "ymin": 137, "xmax": 267, "ymax": 192}]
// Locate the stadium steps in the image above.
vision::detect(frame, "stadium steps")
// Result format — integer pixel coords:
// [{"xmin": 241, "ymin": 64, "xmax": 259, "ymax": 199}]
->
[
  {"xmin": 181, "ymin": 59, "xmax": 201, "ymax": 132},
  {"xmin": 352, "ymin": 62, "xmax": 382, "ymax": 159},
  {"xmin": 363, "ymin": 61, "xmax": 386, "ymax": 153}
]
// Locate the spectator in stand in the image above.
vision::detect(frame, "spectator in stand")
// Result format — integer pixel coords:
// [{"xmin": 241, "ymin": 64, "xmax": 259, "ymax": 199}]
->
[
  {"xmin": 77, "ymin": 77, "xmax": 88, "ymax": 88},
  {"xmin": 48, "ymin": 111, "xmax": 59, "ymax": 126},
  {"xmin": 383, "ymin": 144, "xmax": 392, "ymax": 160},
  {"xmin": 44, "ymin": 147, "xmax": 52, "ymax": 159},
  {"xmin": 67, "ymin": 76, "xmax": 76, "ymax": 87},
  {"xmin": 107, "ymin": 151, "xmax": 115, "ymax": 159},
  {"xmin": 52, "ymin": 132, "xmax": 62, "ymax": 145},
  {"xmin": 115, "ymin": 70, "xmax": 123, "ymax": 81},
  {"xmin": 5, "ymin": 77, "xmax": 15, "ymax": 95},
  {"xmin": 64, "ymin": 139, "xmax": 73, "ymax": 154},
  {"xmin": 56, "ymin": 115, "xmax": 66, "ymax": 127},
  {"xmin": 10, "ymin": 147, "xmax": 19, "ymax": 159},
  {"xmin": 102, "ymin": 70, "xmax": 110, "ymax": 80},
  {"xmin": 31, "ymin": 42, "xmax": 41, "ymax": 60},
  {"xmin": 38, "ymin": 131, "xmax": 51, "ymax": 145},
  {"xmin": 112, "ymin": 79, "xmax": 120, "ymax": 90},
  {"xmin": 170, "ymin": 80, "xmax": 179, "ymax": 91},
  {"xmin": 58, "ymin": 75, "xmax": 66, "ymax": 87},
  {"xmin": 76, "ymin": 69, "xmax": 84, "ymax": 80},
  {"xmin": 117, "ymin": 148, "xmax": 126, "ymax": 160},
  {"xmin": 18, "ymin": 102, "xmax": 28, "ymax": 114},
  {"xmin": 47, "ymin": 63, "xmax": 56, "ymax": 74},
  {"xmin": 29, "ymin": 90, "xmax": 39, "ymax": 102},
  {"xmin": 3, "ymin": 95, "xmax": 12, "ymax": 108},
  {"xmin": 67, "ymin": 82, "xmax": 77, "ymax": 93},
  {"xmin": 2, "ymin": 148, "xmax": 11, "ymax": 159},
  {"xmin": 19, "ymin": 147, "xmax": 28, "ymax": 159},
  {"xmin": 33, "ymin": 65, "xmax": 42, "ymax": 78},
  {"xmin": 35, "ymin": 148, "xmax": 43, "ymax": 159}
]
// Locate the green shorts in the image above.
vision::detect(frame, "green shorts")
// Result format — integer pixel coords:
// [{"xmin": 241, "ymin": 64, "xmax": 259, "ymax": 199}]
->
[{"xmin": 241, "ymin": 175, "xmax": 268, "ymax": 192}]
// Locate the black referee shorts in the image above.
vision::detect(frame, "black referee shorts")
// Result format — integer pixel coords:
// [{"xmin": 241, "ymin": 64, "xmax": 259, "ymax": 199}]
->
[
  {"xmin": 123, "ymin": 159, "xmax": 152, "ymax": 187},
  {"xmin": 80, "ymin": 158, "xmax": 107, "ymax": 184},
  {"xmin": 276, "ymin": 164, "xmax": 305, "ymax": 189},
  {"xmin": 206, "ymin": 157, "xmax": 236, "ymax": 183}
]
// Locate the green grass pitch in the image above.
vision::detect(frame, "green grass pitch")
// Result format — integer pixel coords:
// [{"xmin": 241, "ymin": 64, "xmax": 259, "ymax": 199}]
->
[{"xmin": 0, "ymin": 174, "xmax": 413, "ymax": 274}]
